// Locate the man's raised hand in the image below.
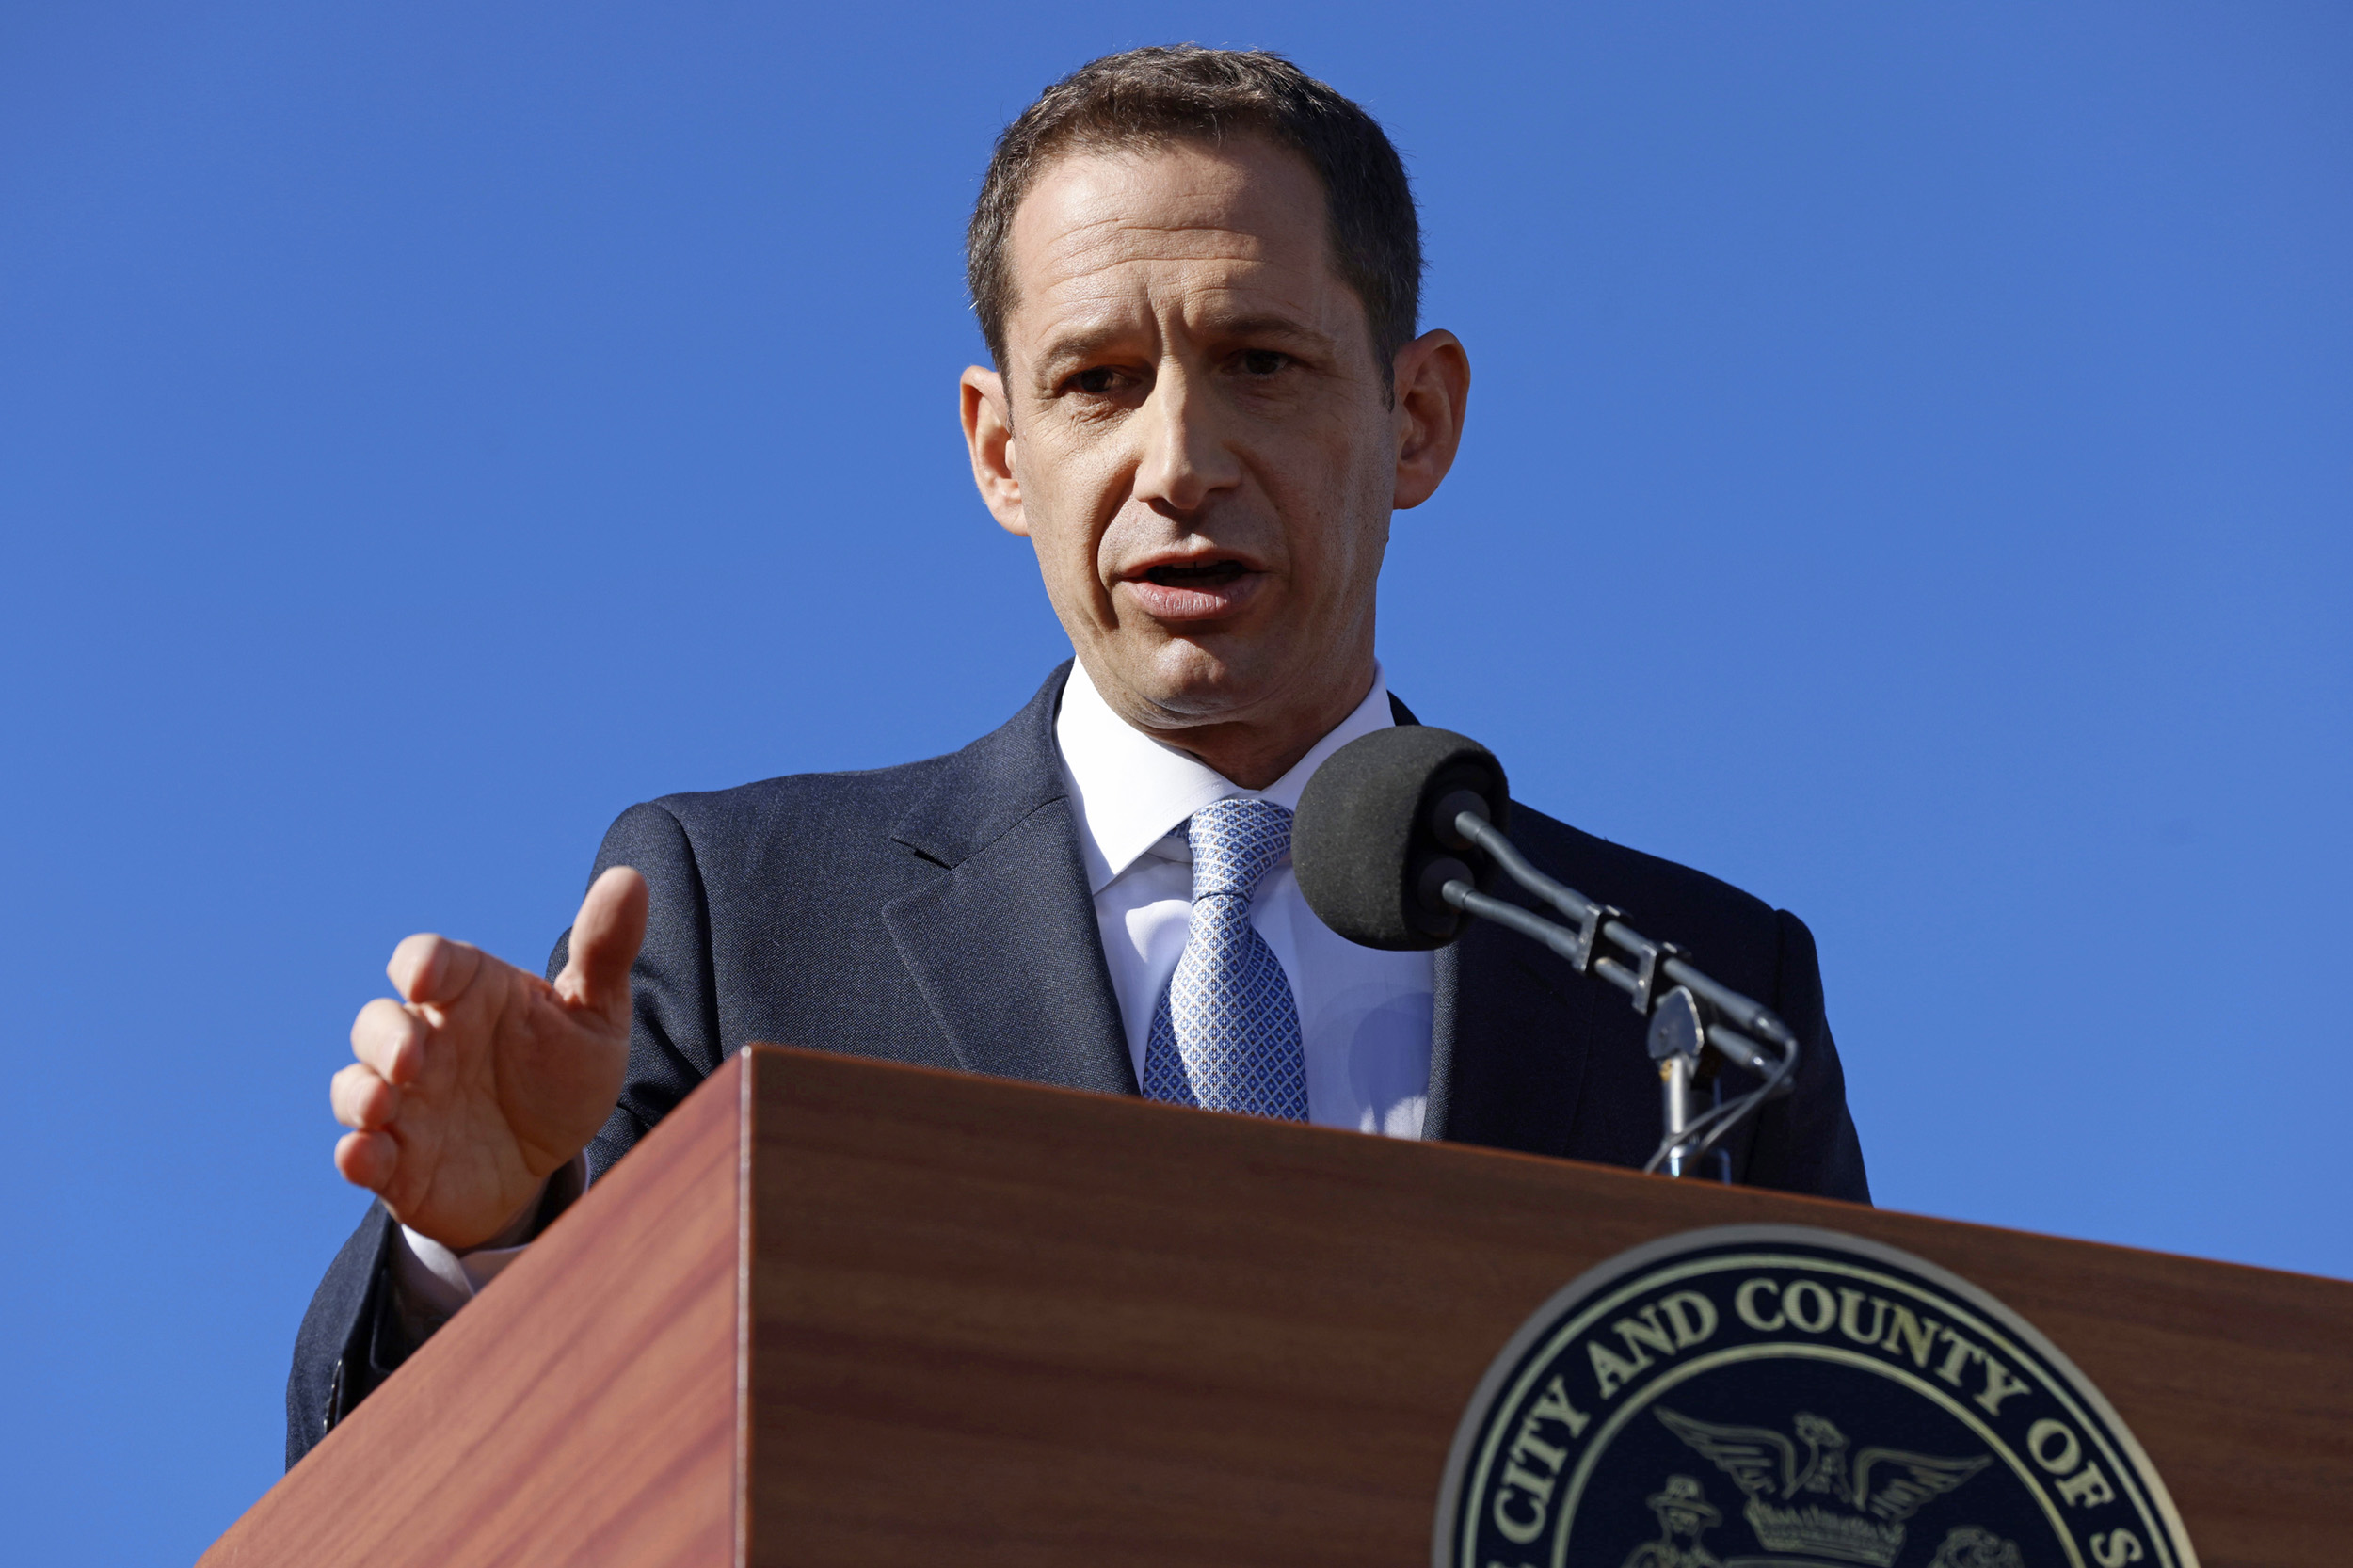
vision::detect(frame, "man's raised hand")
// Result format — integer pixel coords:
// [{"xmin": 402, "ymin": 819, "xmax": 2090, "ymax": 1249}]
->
[{"xmin": 330, "ymin": 866, "xmax": 648, "ymax": 1251}]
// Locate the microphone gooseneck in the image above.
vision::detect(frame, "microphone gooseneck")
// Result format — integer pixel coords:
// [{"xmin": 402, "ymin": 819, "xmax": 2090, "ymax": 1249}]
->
[{"xmin": 1292, "ymin": 728, "xmax": 1801, "ymax": 1181}]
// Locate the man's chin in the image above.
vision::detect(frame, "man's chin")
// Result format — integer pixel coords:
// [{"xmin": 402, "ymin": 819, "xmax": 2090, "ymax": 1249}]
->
[{"xmin": 1102, "ymin": 635, "xmax": 1296, "ymax": 725}]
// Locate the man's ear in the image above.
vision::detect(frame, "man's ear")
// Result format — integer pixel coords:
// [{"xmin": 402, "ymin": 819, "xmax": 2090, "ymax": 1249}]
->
[
  {"xmin": 960, "ymin": 365, "xmax": 1028, "ymax": 536},
  {"xmin": 1390, "ymin": 328, "xmax": 1470, "ymax": 511}
]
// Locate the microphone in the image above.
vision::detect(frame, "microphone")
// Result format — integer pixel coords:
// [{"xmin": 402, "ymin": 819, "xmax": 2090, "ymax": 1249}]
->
[
  {"xmin": 1294, "ymin": 727, "xmax": 1801, "ymax": 1181},
  {"xmin": 1291, "ymin": 727, "xmax": 1511, "ymax": 951}
]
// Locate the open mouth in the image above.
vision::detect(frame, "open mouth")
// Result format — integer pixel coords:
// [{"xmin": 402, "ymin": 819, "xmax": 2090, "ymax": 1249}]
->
[{"xmin": 1123, "ymin": 556, "xmax": 1263, "ymax": 621}]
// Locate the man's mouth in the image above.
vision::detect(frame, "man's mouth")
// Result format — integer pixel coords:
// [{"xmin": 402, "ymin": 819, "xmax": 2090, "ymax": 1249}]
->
[{"xmin": 1121, "ymin": 557, "xmax": 1263, "ymax": 622}]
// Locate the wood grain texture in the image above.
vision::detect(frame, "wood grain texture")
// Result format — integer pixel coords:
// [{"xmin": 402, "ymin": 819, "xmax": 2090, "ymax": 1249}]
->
[
  {"xmin": 200, "ymin": 1054, "xmax": 744, "ymax": 1568},
  {"xmin": 741, "ymin": 1046, "xmax": 2350, "ymax": 1568}
]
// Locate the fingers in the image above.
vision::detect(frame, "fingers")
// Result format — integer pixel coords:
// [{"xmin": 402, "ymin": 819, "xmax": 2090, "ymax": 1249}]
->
[
  {"xmin": 556, "ymin": 866, "xmax": 648, "ymax": 1016},
  {"xmin": 388, "ymin": 932, "xmax": 487, "ymax": 1007},
  {"xmin": 351, "ymin": 995, "xmax": 425, "ymax": 1085},
  {"xmin": 332, "ymin": 1055, "xmax": 401, "ymax": 1192},
  {"xmin": 338, "ymin": 997, "xmax": 411, "ymax": 1195},
  {"xmin": 334, "ymin": 1128, "xmax": 398, "ymax": 1192},
  {"xmin": 332, "ymin": 1062, "xmax": 399, "ymax": 1130}
]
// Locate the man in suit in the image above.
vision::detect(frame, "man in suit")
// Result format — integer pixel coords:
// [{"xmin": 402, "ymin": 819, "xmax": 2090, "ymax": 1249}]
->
[{"xmin": 296, "ymin": 46, "xmax": 1868, "ymax": 1466}]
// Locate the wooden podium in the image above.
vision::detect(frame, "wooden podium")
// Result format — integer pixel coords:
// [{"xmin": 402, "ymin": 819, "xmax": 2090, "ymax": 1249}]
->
[{"xmin": 201, "ymin": 1046, "xmax": 2349, "ymax": 1568}]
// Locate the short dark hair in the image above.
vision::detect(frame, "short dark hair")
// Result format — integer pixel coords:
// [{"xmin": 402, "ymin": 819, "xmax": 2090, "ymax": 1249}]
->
[{"xmin": 967, "ymin": 46, "xmax": 1422, "ymax": 386}]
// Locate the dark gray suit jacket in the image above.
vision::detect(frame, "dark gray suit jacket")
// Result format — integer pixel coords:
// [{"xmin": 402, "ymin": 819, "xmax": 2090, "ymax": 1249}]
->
[{"xmin": 286, "ymin": 665, "xmax": 1867, "ymax": 1465}]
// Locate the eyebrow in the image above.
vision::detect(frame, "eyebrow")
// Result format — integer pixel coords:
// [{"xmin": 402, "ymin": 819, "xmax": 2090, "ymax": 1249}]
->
[
  {"xmin": 1207, "ymin": 313, "xmax": 1338, "ymax": 353},
  {"xmin": 1031, "ymin": 322, "xmax": 1138, "ymax": 378}
]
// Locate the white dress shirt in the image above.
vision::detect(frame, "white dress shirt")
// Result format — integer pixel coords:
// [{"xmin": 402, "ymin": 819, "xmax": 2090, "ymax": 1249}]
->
[
  {"xmin": 395, "ymin": 660, "xmax": 1435, "ymax": 1312},
  {"xmin": 1055, "ymin": 659, "xmax": 1434, "ymax": 1137}
]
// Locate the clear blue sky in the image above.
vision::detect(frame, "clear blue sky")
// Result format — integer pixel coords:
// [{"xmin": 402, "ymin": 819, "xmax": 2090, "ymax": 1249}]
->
[{"xmin": 2, "ymin": 3, "xmax": 2345, "ymax": 1560}]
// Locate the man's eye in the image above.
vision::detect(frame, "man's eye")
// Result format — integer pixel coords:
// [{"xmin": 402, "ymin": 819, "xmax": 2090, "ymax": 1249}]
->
[
  {"xmin": 1071, "ymin": 366, "xmax": 1124, "ymax": 394},
  {"xmin": 1239, "ymin": 349, "xmax": 1292, "ymax": 377}
]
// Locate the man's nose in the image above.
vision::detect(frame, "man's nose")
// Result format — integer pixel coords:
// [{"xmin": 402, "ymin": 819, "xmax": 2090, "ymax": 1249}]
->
[{"xmin": 1131, "ymin": 364, "xmax": 1241, "ymax": 518}]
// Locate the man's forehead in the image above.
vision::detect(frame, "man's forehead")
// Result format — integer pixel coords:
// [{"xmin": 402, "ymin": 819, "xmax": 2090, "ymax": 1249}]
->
[{"xmin": 1004, "ymin": 138, "xmax": 1340, "ymax": 339}]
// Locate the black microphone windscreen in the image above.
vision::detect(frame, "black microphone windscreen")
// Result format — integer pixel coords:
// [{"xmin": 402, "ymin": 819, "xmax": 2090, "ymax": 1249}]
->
[{"xmin": 1293, "ymin": 726, "xmax": 1510, "ymax": 951}]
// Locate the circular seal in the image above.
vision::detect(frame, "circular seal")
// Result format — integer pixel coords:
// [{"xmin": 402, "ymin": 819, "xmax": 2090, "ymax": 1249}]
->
[{"xmin": 1434, "ymin": 1225, "xmax": 2197, "ymax": 1568}]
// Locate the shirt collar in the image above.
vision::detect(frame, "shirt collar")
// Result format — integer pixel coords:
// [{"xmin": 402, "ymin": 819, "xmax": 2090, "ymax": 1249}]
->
[{"xmin": 1054, "ymin": 657, "xmax": 1398, "ymax": 896}]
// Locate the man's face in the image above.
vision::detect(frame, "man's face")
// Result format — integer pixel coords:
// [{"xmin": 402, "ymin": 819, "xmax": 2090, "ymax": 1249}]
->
[{"xmin": 960, "ymin": 135, "xmax": 1465, "ymax": 777}]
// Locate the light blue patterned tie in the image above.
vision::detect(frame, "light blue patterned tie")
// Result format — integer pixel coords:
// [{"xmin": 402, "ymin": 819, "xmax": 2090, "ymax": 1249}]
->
[{"xmin": 1141, "ymin": 797, "xmax": 1310, "ymax": 1120}]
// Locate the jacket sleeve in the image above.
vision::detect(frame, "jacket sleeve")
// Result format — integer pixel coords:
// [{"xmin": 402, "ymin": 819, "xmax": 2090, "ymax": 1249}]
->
[
  {"xmin": 282, "ymin": 1202, "xmax": 393, "ymax": 1468},
  {"xmin": 1736, "ymin": 908, "xmax": 1871, "ymax": 1202}
]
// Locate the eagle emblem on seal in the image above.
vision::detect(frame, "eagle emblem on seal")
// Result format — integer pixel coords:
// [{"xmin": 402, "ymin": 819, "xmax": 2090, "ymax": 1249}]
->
[{"xmin": 1654, "ymin": 1407, "xmax": 1992, "ymax": 1567}]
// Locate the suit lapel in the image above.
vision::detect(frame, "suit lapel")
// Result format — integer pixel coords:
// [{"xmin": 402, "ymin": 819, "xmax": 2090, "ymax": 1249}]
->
[{"xmin": 882, "ymin": 664, "xmax": 1138, "ymax": 1098}]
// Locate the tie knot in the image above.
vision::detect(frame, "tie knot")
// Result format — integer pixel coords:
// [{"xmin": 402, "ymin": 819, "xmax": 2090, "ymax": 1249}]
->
[{"xmin": 1185, "ymin": 797, "xmax": 1293, "ymax": 900}]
